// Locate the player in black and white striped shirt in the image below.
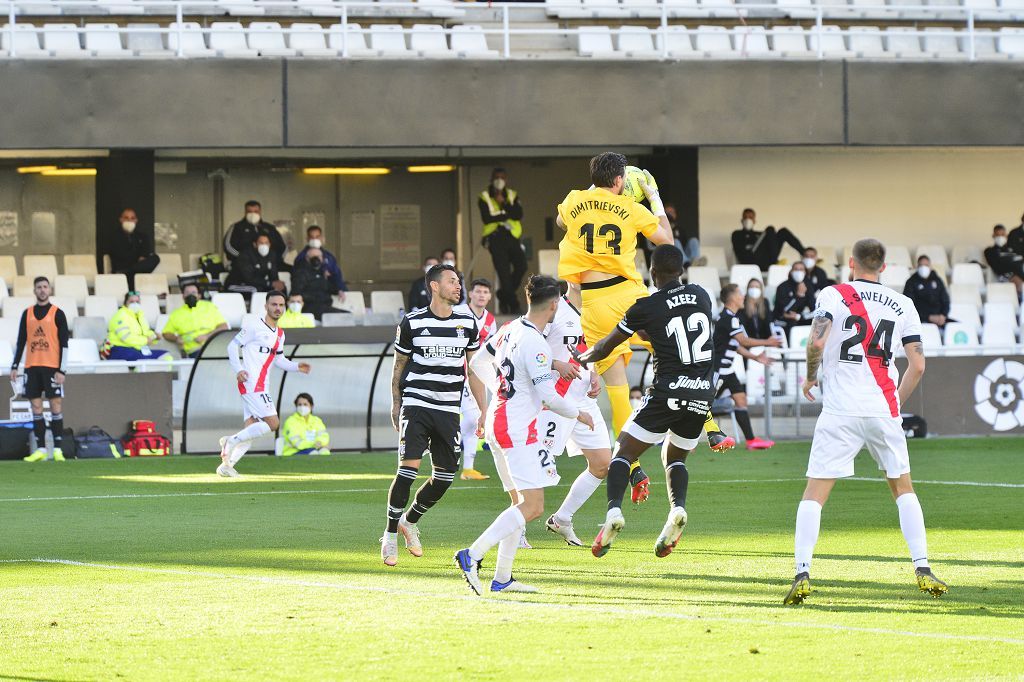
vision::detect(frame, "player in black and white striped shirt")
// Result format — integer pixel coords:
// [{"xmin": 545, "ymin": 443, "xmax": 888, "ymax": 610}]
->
[{"xmin": 382, "ymin": 264, "xmax": 487, "ymax": 567}]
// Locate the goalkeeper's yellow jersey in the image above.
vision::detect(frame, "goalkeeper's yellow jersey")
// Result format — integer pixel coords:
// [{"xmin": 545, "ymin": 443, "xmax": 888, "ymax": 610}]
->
[{"xmin": 556, "ymin": 187, "xmax": 660, "ymax": 286}]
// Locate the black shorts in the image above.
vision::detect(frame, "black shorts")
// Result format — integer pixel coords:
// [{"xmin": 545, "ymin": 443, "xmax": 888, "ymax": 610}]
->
[
  {"xmin": 715, "ymin": 373, "xmax": 745, "ymax": 399},
  {"xmin": 624, "ymin": 393, "xmax": 710, "ymax": 450},
  {"xmin": 24, "ymin": 367, "xmax": 63, "ymax": 400},
  {"xmin": 398, "ymin": 405, "xmax": 461, "ymax": 471}
]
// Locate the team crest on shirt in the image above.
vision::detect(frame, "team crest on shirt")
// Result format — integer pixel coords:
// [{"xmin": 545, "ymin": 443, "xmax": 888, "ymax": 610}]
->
[
  {"xmin": 456, "ymin": 325, "xmax": 465, "ymax": 338},
  {"xmin": 535, "ymin": 352, "xmax": 548, "ymax": 366}
]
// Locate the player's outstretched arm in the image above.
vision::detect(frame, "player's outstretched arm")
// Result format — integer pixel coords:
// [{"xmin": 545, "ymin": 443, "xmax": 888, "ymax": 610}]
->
[
  {"xmin": 465, "ymin": 350, "xmax": 489, "ymax": 415},
  {"xmin": 801, "ymin": 314, "xmax": 832, "ymax": 401},
  {"xmin": 576, "ymin": 327, "xmax": 630, "ymax": 368},
  {"xmin": 897, "ymin": 341, "xmax": 926, "ymax": 406}
]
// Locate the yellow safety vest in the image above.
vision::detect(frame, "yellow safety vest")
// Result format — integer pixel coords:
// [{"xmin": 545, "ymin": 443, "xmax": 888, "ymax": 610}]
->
[{"xmin": 480, "ymin": 189, "xmax": 522, "ymax": 239}]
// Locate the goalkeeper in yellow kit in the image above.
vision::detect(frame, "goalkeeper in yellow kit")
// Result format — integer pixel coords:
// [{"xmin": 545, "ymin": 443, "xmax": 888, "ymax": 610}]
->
[{"xmin": 556, "ymin": 152, "xmax": 736, "ymax": 502}]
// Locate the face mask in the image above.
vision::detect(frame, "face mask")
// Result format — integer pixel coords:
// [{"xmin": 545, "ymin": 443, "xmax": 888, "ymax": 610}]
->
[
  {"xmin": 492, "ymin": 178, "xmax": 506, "ymax": 191},
  {"xmin": 629, "ymin": 398, "xmax": 641, "ymax": 410},
  {"xmin": 443, "ymin": 259, "xmax": 455, "ymax": 267},
  {"xmin": 917, "ymin": 266, "xmax": 931, "ymax": 279},
  {"xmin": 995, "ymin": 236, "xmax": 1008, "ymax": 247},
  {"xmin": 309, "ymin": 257, "xmax": 322, "ymax": 269},
  {"xmin": 246, "ymin": 212, "xmax": 260, "ymax": 225},
  {"xmin": 791, "ymin": 271, "xmax": 806, "ymax": 284},
  {"xmin": 296, "ymin": 405, "xmax": 311, "ymax": 417},
  {"xmin": 742, "ymin": 218, "xmax": 754, "ymax": 230},
  {"xmin": 128, "ymin": 302, "xmax": 142, "ymax": 313},
  {"xmin": 802, "ymin": 257, "xmax": 816, "ymax": 269},
  {"xmin": 184, "ymin": 294, "xmax": 198, "ymax": 308},
  {"xmin": 122, "ymin": 220, "xmax": 137, "ymax": 233},
  {"xmin": 308, "ymin": 239, "xmax": 322, "ymax": 250},
  {"xmin": 257, "ymin": 244, "xmax": 270, "ymax": 257},
  {"xmin": 747, "ymin": 287, "xmax": 762, "ymax": 300},
  {"xmin": 289, "ymin": 302, "xmax": 302, "ymax": 313}
]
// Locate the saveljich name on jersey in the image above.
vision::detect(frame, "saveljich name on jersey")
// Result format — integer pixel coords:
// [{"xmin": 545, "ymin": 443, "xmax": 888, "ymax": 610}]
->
[
  {"xmin": 568, "ymin": 199, "xmax": 631, "ymax": 221},
  {"xmin": 839, "ymin": 287, "xmax": 905, "ymax": 316},
  {"xmin": 420, "ymin": 345, "xmax": 467, "ymax": 359}
]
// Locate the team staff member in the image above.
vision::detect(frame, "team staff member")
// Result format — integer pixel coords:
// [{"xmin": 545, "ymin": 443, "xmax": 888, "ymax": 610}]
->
[
  {"xmin": 903, "ymin": 256, "xmax": 950, "ymax": 328},
  {"xmin": 479, "ymin": 168, "xmax": 528, "ymax": 314},
  {"xmin": 10, "ymin": 276, "xmax": 69, "ymax": 462},
  {"xmin": 279, "ymin": 293, "xmax": 315, "ymax": 329},
  {"xmin": 985, "ymin": 224, "xmax": 1024, "ymax": 292},
  {"xmin": 108, "ymin": 208, "xmax": 160, "ymax": 290},
  {"xmin": 281, "ymin": 393, "xmax": 330, "ymax": 456},
  {"xmin": 105, "ymin": 292, "xmax": 170, "ymax": 361},
  {"xmin": 223, "ymin": 200, "xmax": 287, "ymax": 270},
  {"xmin": 161, "ymin": 283, "xmax": 229, "ymax": 358}
]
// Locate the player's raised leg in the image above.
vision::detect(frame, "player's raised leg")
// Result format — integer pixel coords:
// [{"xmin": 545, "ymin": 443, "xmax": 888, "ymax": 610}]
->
[
  {"xmin": 547, "ymin": 442, "xmax": 608, "ymax": 546},
  {"xmin": 655, "ymin": 432, "xmax": 696, "ymax": 558},
  {"xmin": 592, "ymin": 432, "xmax": 650, "ymax": 557}
]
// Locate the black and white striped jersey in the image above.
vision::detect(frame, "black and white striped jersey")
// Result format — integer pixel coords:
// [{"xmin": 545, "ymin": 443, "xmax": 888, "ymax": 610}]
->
[
  {"xmin": 394, "ymin": 307, "xmax": 480, "ymax": 414},
  {"xmin": 712, "ymin": 308, "xmax": 743, "ymax": 375}
]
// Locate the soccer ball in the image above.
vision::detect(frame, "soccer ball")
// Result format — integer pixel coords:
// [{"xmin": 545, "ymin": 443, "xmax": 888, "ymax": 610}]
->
[{"xmin": 621, "ymin": 166, "xmax": 657, "ymax": 204}]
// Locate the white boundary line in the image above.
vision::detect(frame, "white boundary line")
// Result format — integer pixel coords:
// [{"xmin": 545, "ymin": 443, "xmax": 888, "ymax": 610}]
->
[
  {"xmin": 0, "ymin": 476, "xmax": 1019, "ymax": 504},
  {"xmin": 2, "ymin": 558, "xmax": 1022, "ymax": 647}
]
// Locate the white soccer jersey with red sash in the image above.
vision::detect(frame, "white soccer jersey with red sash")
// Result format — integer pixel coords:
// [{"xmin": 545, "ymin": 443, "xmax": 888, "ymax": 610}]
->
[
  {"xmin": 232, "ymin": 318, "xmax": 286, "ymax": 395},
  {"xmin": 544, "ymin": 296, "xmax": 592, "ymax": 402},
  {"xmin": 814, "ymin": 280, "xmax": 922, "ymax": 418}
]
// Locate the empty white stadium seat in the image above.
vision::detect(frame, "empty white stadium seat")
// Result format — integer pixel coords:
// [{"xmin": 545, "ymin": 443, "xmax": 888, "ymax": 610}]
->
[
  {"xmin": 983, "ymin": 301, "xmax": 1017, "ymax": 328},
  {"xmin": 986, "ymin": 281, "xmax": 1020, "ymax": 311},
  {"xmin": 95, "ymin": 274, "xmax": 129, "ymax": 300},
  {"xmin": 849, "ymin": 26, "xmax": 889, "ymax": 58},
  {"xmin": 126, "ymin": 23, "xmax": 171, "ymax": 56},
  {"xmin": 370, "ymin": 290, "xmax": 405, "ymax": 316},
  {"xmin": 167, "ymin": 22, "xmax": 216, "ymax": 57},
  {"xmin": 809, "ymin": 25, "xmax": 855, "ymax": 59},
  {"xmin": 409, "ymin": 23, "xmax": 450, "ymax": 56},
  {"xmin": 914, "ymin": 244, "xmax": 950, "ymax": 270},
  {"xmin": 0, "ymin": 318, "xmax": 19, "ymax": 346},
  {"xmin": 884, "ymin": 27, "xmax": 926, "ymax": 58},
  {"xmin": 450, "ymin": 25, "xmax": 498, "ymax": 58},
  {"xmin": 51, "ymin": 296, "xmax": 78, "ymax": 323},
  {"xmin": 971, "ymin": 28, "xmax": 1005, "ymax": 59},
  {"xmin": 772, "ymin": 25, "xmax": 810, "ymax": 57},
  {"xmin": 211, "ymin": 293, "xmax": 247, "ymax": 329},
  {"xmin": 43, "ymin": 23, "xmax": 86, "ymax": 57},
  {"xmin": 13, "ymin": 276, "xmax": 35, "ymax": 298},
  {"xmin": 656, "ymin": 25, "xmax": 698, "ymax": 58},
  {"xmin": 943, "ymin": 321, "xmax": 979, "ymax": 347},
  {"xmin": 67, "ymin": 338, "xmax": 101, "ymax": 365},
  {"xmin": 153, "ymin": 253, "xmax": 184, "ymax": 288},
  {"xmin": 84, "ymin": 295, "xmax": 118, "ymax": 322},
  {"xmin": 951, "ymin": 244, "xmax": 983, "ymax": 264},
  {"xmin": 248, "ymin": 21, "xmax": 297, "ymax": 57},
  {"xmin": 62, "ymin": 254, "xmax": 98, "ymax": 287},
  {"xmin": 0, "ymin": 277, "xmax": 7, "ymax": 300},
  {"xmin": 339, "ymin": 290, "xmax": 365, "ymax": 316},
  {"xmin": 139, "ymin": 294, "xmax": 160, "ymax": 328},
  {"xmin": 288, "ymin": 22, "xmax": 338, "ymax": 57},
  {"xmin": 578, "ymin": 26, "xmax": 618, "ymax": 57},
  {"xmin": 23, "ymin": 255, "xmax": 58, "ymax": 282},
  {"xmin": 765, "ymin": 264, "xmax": 790, "ymax": 301},
  {"xmin": 250, "ymin": 291, "xmax": 267, "ymax": 314},
  {"xmin": 537, "ymin": 250, "xmax": 560, "ymax": 277},
  {"xmin": 0, "ymin": 342, "xmax": 12, "ymax": 371},
  {"xmin": 879, "ymin": 265, "xmax": 909, "ymax": 291},
  {"xmin": 363, "ymin": 311, "xmax": 400, "ymax": 326},
  {"xmin": 882, "ymin": 245, "xmax": 912, "ymax": 269},
  {"xmin": 0, "ymin": 256, "xmax": 16, "ymax": 283},
  {"xmin": 732, "ymin": 26, "xmax": 775, "ymax": 58},
  {"xmin": 221, "ymin": 0, "xmax": 267, "ymax": 16},
  {"xmin": 155, "ymin": 313, "xmax": 169, "ymax": 336},
  {"xmin": 700, "ymin": 0, "xmax": 740, "ymax": 18},
  {"xmin": 2, "ymin": 297, "xmax": 33, "ymax": 318},
  {"xmin": 209, "ymin": 22, "xmax": 259, "ymax": 57},
  {"xmin": 328, "ymin": 22, "xmax": 372, "ymax": 55},
  {"xmin": 922, "ymin": 27, "xmax": 961, "ymax": 59},
  {"xmin": 949, "ymin": 302, "xmax": 982, "ymax": 332},
  {"xmin": 997, "ymin": 27, "xmax": 1024, "ymax": 56},
  {"xmin": 166, "ymin": 293, "xmax": 184, "ymax": 313},
  {"xmin": 617, "ymin": 25, "xmax": 657, "ymax": 56},
  {"xmin": 729, "ymin": 265, "xmax": 762, "ymax": 294},
  {"xmin": 322, "ymin": 312, "xmax": 357, "ymax": 327},
  {"xmin": 695, "ymin": 25, "xmax": 733, "ymax": 56},
  {"xmin": 72, "ymin": 316, "xmax": 107, "ymax": 346},
  {"xmin": 1, "ymin": 24, "xmax": 47, "ymax": 57},
  {"xmin": 55, "ymin": 275, "xmax": 89, "ymax": 308},
  {"xmin": 687, "ymin": 266, "xmax": 721, "ymax": 304},
  {"xmin": 951, "ymin": 262, "xmax": 985, "ymax": 290},
  {"xmin": 788, "ymin": 324, "xmax": 812, "ymax": 351},
  {"xmin": 84, "ymin": 23, "xmax": 129, "ymax": 57},
  {"xmin": 919, "ymin": 322, "xmax": 943, "ymax": 348},
  {"xmin": 982, "ymin": 323, "xmax": 1017, "ymax": 346},
  {"xmin": 700, "ymin": 246, "xmax": 729, "ymax": 278},
  {"xmin": 370, "ymin": 24, "xmax": 410, "ymax": 55},
  {"xmin": 135, "ymin": 273, "xmax": 169, "ymax": 297}
]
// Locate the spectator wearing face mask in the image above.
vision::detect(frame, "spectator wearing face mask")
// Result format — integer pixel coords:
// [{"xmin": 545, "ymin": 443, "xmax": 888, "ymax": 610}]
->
[
  {"xmin": 292, "ymin": 248, "xmax": 343, "ymax": 320},
  {"xmin": 161, "ymin": 283, "xmax": 228, "ymax": 358},
  {"xmin": 731, "ymin": 208, "xmax": 807, "ymax": 272},
  {"xmin": 903, "ymin": 256, "xmax": 951, "ymax": 328},
  {"xmin": 223, "ymin": 200, "xmax": 287, "ymax": 270},
  {"xmin": 225, "ymin": 232, "xmax": 280, "ymax": 294},
  {"xmin": 739, "ymin": 278, "xmax": 773, "ymax": 339},
  {"xmin": 104, "ymin": 291, "xmax": 169, "ymax": 361},
  {"xmin": 772, "ymin": 262, "xmax": 815, "ymax": 333},
  {"xmin": 279, "ymin": 293, "xmax": 315, "ymax": 329},
  {"xmin": 281, "ymin": 392, "xmax": 330, "ymax": 456},
  {"xmin": 1007, "ymin": 212, "xmax": 1024, "ymax": 256},
  {"xmin": 295, "ymin": 225, "xmax": 347, "ymax": 303},
  {"xmin": 629, "ymin": 386, "xmax": 644, "ymax": 410},
  {"xmin": 479, "ymin": 167, "xmax": 528, "ymax": 314},
  {"xmin": 108, "ymin": 208, "xmax": 160, "ymax": 290},
  {"xmin": 802, "ymin": 247, "xmax": 834, "ymax": 291},
  {"xmin": 985, "ymin": 224, "xmax": 1024, "ymax": 292},
  {"xmin": 439, "ymin": 247, "xmax": 467, "ymax": 305},
  {"xmin": 408, "ymin": 256, "xmax": 439, "ymax": 312}
]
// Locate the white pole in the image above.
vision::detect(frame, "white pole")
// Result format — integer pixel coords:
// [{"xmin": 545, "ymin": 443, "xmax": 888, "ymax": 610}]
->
[
  {"xmin": 175, "ymin": 2, "xmax": 184, "ymax": 58},
  {"xmin": 660, "ymin": 0, "xmax": 668, "ymax": 60},
  {"xmin": 502, "ymin": 3, "xmax": 510, "ymax": 59},
  {"xmin": 342, "ymin": 3, "xmax": 349, "ymax": 59},
  {"xmin": 815, "ymin": 5, "xmax": 823, "ymax": 60},
  {"xmin": 967, "ymin": 9, "xmax": 975, "ymax": 62},
  {"xmin": 8, "ymin": 2, "xmax": 16, "ymax": 59}
]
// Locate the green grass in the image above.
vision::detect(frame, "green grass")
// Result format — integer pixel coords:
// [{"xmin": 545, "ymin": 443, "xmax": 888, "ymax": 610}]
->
[{"xmin": 1, "ymin": 438, "xmax": 1022, "ymax": 681}]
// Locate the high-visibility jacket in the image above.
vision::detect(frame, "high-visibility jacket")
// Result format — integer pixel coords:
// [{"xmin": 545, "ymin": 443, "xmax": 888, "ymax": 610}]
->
[
  {"xmin": 278, "ymin": 309, "xmax": 314, "ymax": 329},
  {"xmin": 281, "ymin": 412, "xmax": 330, "ymax": 456},
  {"xmin": 479, "ymin": 189, "xmax": 522, "ymax": 239},
  {"xmin": 162, "ymin": 301, "xmax": 227, "ymax": 354},
  {"xmin": 108, "ymin": 306, "xmax": 156, "ymax": 350}
]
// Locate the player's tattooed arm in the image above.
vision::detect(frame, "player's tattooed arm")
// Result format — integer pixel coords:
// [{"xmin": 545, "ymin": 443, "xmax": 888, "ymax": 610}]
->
[
  {"xmin": 391, "ymin": 353, "xmax": 409, "ymax": 430},
  {"xmin": 804, "ymin": 314, "xmax": 833, "ymax": 382}
]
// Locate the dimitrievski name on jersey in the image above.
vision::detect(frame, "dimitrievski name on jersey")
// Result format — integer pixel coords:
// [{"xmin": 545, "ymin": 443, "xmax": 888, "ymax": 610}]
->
[{"xmin": 394, "ymin": 307, "xmax": 480, "ymax": 414}]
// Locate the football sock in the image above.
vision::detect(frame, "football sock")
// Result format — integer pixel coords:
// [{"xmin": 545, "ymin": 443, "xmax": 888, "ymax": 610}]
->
[
  {"xmin": 227, "ymin": 441, "xmax": 252, "ymax": 466},
  {"xmin": 229, "ymin": 420, "xmax": 271, "ymax": 445},
  {"xmin": 606, "ymin": 456, "xmax": 631, "ymax": 511},
  {"xmin": 386, "ymin": 466, "xmax": 418, "ymax": 533},
  {"xmin": 704, "ymin": 412, "xmax": 720, "ymax": 434},
  {"xmin": 32, "ymin": 414, "xmax": 46, "ymax": 450},
  {"xmin": 470, "ymin": 506, "xmax": 526, "ymax": 562},
  {"xmin": 493, "ymin": 530, "xmax": 520, "ymax": 584},
  {"xmin": 49, "ymin": 413, "xmax": 63, "ymax": 449},
  {"xmin": 629, "ymin": 460, "xmax": 648, "ymax": 487},
  {"xmin": 404, "ymin": 468, "xmax": 456, "ymax": 524},
  {"xmin": 734, "ymin": 409, "xmax": 755, "ymax": 442},
  {"xmin": 895, "ymin": 493, "xmax": 930, "ymax": 569},
  {"xmin": 665, "ymin": 460, "xmax": 689, "ymax": 509},
  {"xmin": 606, "ymin": 383, "xmax": 631, "ymax": 436},
  {"xmin": 794, "ymin": 500, "xmax": 822, "ymax": 575},
  {"xmin": 554, "ymin": 469, "xmax": 602, "ymax": 524},
  {"xmin": 461, "ymin": 416, "xmax": 479, "ymax": 470}
]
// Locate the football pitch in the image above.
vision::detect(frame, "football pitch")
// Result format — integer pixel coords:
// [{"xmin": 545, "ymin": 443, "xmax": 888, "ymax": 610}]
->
[{"xmin": 1, "ymin": 438, "xmax": 1021, "ymax": 681}]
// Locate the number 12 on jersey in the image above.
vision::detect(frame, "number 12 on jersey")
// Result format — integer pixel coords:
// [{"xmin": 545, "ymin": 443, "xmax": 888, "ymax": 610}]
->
[{"xmin": 667, "ymin": 313, "xmax": 712, "ymax": 365}]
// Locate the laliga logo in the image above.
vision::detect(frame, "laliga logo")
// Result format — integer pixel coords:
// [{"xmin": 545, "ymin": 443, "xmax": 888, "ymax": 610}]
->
[{"xmin": 974, "ymin": 358, "xmax": 1024, "ymax": 431}]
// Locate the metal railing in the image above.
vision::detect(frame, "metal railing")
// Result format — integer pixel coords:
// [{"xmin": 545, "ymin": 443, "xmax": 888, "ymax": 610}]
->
[{"xmin": 1, "ymin": 1, "xmax": 1020, "ymax": 60}]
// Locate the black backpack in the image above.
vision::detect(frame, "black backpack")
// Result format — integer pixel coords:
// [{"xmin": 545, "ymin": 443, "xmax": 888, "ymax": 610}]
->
[{"xmin": 74, "ymin": 427, "xmax": 123, "ymax": 459}]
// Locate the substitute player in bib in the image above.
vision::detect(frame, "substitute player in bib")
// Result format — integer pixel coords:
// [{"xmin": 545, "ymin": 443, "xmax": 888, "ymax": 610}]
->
[
  {"xmin": 217, "ymin": 291, "xmax": 311, "ymax": 477},
  {"xmin": 10, "ymin": 276, "xmax": 70, "ymax": 462},
  {"xmin": 454, "ymin": 278, "xmax": 497, "ymax": 481},
  {"xmin": 578, "ymin": 246, "xmax": 716, "ymax": 559},
  {"xmin": 455, "ymin": 276, "xmax": 595, "ymax": 595},
  {"xmin": 783, "ymin": 239, "xmax": 947, "ymax": 605},
  {"xmin": 382, "ymin": 264, "xmax": 488, "ymax": 567},
  {"xmin": 556, "ymin": 153, "xmax": 734, "ymax": 504}
]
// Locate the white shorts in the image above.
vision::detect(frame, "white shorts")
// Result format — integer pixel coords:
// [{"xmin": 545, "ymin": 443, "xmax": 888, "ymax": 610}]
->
[
  {"xmin": 460, "ymin": 393, "xmax": 481, "ymax": 430},
  {"xmin": 241, "ymin": 391, "xmax": 278, "ymax": 421},
  {"xmin": 807, "ymin": 411, "xmax": 910, "ymax": 479},
  {"xmin": 540, "ymin": 403, "xmax": 610, "ymax": 458},
  {"xmin": 488, "ymin": 439, "xmax": 561, "ymax": 493}
]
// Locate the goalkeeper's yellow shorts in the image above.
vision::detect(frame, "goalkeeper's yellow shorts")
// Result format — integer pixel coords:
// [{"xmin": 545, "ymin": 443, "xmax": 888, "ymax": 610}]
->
[{"xmin": 580, "ymin": 276, "xmax": 652, "ymax": 376}]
